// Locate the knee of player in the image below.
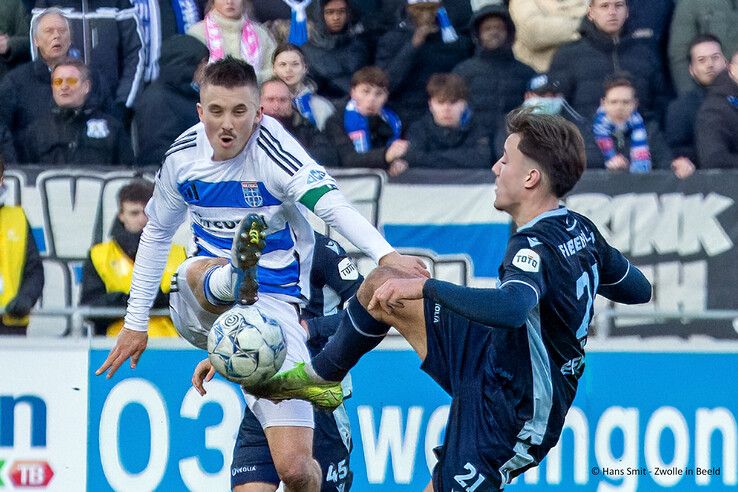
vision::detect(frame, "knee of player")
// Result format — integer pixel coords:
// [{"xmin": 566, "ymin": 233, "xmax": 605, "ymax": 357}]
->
[
  {"xmin": 356, "ymin": 266, "xmax": 398, "ymax": 305},
  {"xmin": 274, "ymin": 454, "xmax": 318, "ymax": 487}
]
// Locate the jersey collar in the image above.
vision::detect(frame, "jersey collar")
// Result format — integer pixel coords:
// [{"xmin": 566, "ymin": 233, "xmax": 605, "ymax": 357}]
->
[{"xmin": 517, "ymin": 206, "xmax": 569, "ymax": 232}]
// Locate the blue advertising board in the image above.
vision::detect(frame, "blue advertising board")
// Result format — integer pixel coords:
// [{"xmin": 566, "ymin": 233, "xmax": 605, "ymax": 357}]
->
[{"xmin": 88, "ymin": 348, "xmax": 738, "ymax": 491}]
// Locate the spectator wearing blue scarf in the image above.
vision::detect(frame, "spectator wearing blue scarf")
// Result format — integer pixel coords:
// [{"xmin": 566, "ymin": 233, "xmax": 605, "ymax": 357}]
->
[
  {"xmin": 325, "ymin": 66, "xmax": 409, "ymax": 175},
  {"xmin": 272, "ymin": 43, "xmax": 335, "ymax": 130}
]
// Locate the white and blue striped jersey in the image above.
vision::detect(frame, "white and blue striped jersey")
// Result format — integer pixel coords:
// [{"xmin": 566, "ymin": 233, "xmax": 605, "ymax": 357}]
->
[{"xmin": 124, "ymin": 115, "xmax": 394, "ymax": 331}]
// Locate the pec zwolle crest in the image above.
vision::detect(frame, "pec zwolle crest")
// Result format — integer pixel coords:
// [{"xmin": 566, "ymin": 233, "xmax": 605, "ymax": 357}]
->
[{"xmin": 242, "ymin": 181, "xmax": 263, "ymax": 207}]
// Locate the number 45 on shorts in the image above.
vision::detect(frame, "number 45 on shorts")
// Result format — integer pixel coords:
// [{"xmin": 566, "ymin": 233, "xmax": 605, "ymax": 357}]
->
[{"xmin": 326, "ymin": 459, "xmax": 348, "ymax": 483}]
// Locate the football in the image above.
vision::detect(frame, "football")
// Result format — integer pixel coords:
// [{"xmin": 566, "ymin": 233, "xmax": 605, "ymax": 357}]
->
[{"xmin": 207, "ymin": 305, "xmax": 287, "ymax": 387}]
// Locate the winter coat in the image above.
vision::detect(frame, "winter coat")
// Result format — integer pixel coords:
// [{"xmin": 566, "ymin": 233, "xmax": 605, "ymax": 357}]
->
[
  {"xmin": 695, "ymin": 71, "xmax": 738, "ymax": 169},
  {"xmin": 0, "ymin": 0, "xmax": 31, "ymax": 80},
  {"xmin": 33, "ymin": 0, "xmax": 145, "ymax": 109},
  {"xmin": 134, "ymin": 34, "xmax": 208, "ymax": 165},
  {"xmin": 188, "ymin": 11, "xmax": 277, "ymax": 83},
  {"xmin": 548, "ymin": 17, "xmax": 668, "ymax": 121},
  {"xmin": 325, "ymin": 98, "xmax": 395, "ymax": 169},
  {"xmin": 0, "ymin": 58, "xmax": 112, "ymax": 159},
  {"xmin": 509, "ymin": 0, "xmax": 588, "ymax": 73},
  {"xmin": 665, "ymin": 87, "xmax": 705, "ymax": 164},
  {"xmin": 668, "ymin": 0, "xmax": 738, "ymax": 95},
  {"xmin": 454, "ymin": 5, "xmax": 535, "ymax": 152},
  {"xmin": 23, "ymin": 105, "xmax": 133, "ymax": 165},
  {"xmin": 0, "ymin": 124, "xmax": 17, "ymax": 164},
  {"xmin": 375, "ymin": 20, "xmax": 473, "ymax": 127},
  {"xmin": 301, "ymin": 2, "xmax": 369, "ymax": 100},
  {"xmin": 405, "ymin": 112, "xmax": 491, "ymax": 169},
  {"xmin": 585, "ymin": 117, "xmax": 672, "ymax": 170},
  {"xmin": 279, "ymin": 112, "xmax": 339, "ymax": 168}
]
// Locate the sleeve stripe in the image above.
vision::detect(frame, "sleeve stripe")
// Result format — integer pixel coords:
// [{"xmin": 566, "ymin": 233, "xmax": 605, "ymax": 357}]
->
[
  {"xmin": 258, "ymin": 140, "xmax": 295, "ymax": 176},
  {"xmin": 260, "ymin": 126, "xmax": 304, "ymax": 170},
  {"xmin": 164, "ymin": 142, "xmax": 197, "ymax": 158},
  {"xmin": 499, "ymin": 279, "xmax": 540, "ymax": 304},
  {"xmin": 168, "ymin": 136, "xmax": 196, "ymax": 149},
  {"xmin": 258, "ymin": 136, "xmax": 299, "ymax": 172},
  {"xmin": 600, "ymin": 260, "xmax": 631, "ymax": 286}
]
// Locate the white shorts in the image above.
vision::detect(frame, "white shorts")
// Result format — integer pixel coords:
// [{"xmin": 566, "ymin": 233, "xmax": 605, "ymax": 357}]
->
[{"xmin": 169, "ymin": 257, "xmax": 314, "ymax": 429}]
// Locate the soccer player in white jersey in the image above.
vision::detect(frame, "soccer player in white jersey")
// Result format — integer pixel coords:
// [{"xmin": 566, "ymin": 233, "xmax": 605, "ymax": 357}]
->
[{"xmin": 95, "ymin": 56, "xmax": 427, "ymax": 492}]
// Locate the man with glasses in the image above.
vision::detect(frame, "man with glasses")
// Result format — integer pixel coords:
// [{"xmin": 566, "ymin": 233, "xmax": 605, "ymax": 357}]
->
[{"xmin": 22, "ymin": 58, "xmax": 132, "ymax": 165}]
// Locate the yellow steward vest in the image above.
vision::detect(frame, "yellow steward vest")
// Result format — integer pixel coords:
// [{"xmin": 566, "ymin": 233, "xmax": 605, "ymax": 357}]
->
[
  {"xmin": 89, "ymin": 240, "xmax": 186, "ymax": 337},
  {"xmin": 0, "ymin": 206, "xmax": 30, "ymax": 327}
]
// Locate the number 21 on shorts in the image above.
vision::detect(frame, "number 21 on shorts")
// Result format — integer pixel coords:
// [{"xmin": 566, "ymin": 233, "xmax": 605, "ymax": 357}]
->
[{"xmin": 454, "ymin": 462, "xmax": 486, "ymax": 491}]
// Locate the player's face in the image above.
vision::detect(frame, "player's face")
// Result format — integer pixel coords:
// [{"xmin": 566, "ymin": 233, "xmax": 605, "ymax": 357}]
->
[
  {"xmin": 51, "ymin": 65, "xmax": 90, "ymax": 109},
  {"xmin": 350, "ymin": 83, "xmax": 388, "ymax": 116},
  {"xmin": 689, "ymin": 41, "xmax": 727, "ymax": 86},
  {"xmin": 213, "ymin": 0, "xmax": 244, "ymax": 20},
  {"xmin": 197, "ymin": 83, "xmax": 263, "ymax": 161},
  {"xmin": 118, "ymin": 201, "xmax": 148, "ymax": 234},
  {"xmin": 492, "ymin": 133, "xmax": 532, "ymax": 213},
  {"xmin": 35, "ymin": 13, "xmax": 71, "ymax": 64},
  {"xmin": 588, "ymin": 0, "xmax": 628, "ymax": 36},
  {"xmin": 273, "ymin": 51, "xmax": 307, "ymax": 90}
]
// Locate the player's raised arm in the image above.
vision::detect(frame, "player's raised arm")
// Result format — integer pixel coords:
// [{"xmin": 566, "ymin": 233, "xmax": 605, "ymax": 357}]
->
[{"xmin": 96, "ymin": 162, "xmax": 188, "ymax": 378}]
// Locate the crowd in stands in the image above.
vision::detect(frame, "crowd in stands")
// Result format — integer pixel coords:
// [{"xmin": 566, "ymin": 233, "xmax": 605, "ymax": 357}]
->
[{"xmin": 0, "ymin": 0, "xmax": 736, "ymax": 172}]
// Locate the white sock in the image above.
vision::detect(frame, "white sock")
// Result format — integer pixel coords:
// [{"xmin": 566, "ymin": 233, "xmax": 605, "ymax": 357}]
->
[{"xmin": 205, "ymin": 263, "xmax": 234, "ymax": 303}]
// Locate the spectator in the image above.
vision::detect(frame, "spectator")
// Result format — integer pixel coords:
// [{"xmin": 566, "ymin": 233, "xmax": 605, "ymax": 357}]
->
[
  {"xmin": 0, "ymin": 157, "xmax": 44, "ymax": 336},
  {"xmin": 325, "ymin": 66, "xmax": 408, "ymax": 174},
  {"xmin": 130, "ymin": 0, "xmax": 201, "ymax": 82},
  {"xmin": 0, "ymin": 0, "xmax": 32, "ymax": 80},
  {"xmin": 508, "ymin": 0, "xmax": 589, "ymax": 73},
  {"xmin": 695, "ymin": 50, "xmax": 738, "ymax": 168},
  {"xmin": 405, "ymin": 73, "xmax": 491, "ymax": 168},
  {"xmin": 666, "ymin": 34, "xmax": 727, "ymax": 175},
  {"xmin": 188, "ymin": 0, "xmax": 277, "ymax": 83},
  {"xmin": 302, "ymin": 0, "xmax": 370, "ymax": 101},
  {"xmin": 592, "ymin": 76, "xmax": 673, "ymax": 171},
  {"xmin": 260, "ymin": 77, "xmax": 338, "ymax": 166},
  {"xmin": 33, "ymin": 0, "xmax": 145, "ymax": 114},
  {"xmin": 548, "ymin": 0, "xmax": 667, "ymax": 121},
  {"xmin": 453, "ymin": 2, "xmax": 534, "ymax": 155},
  {"xmin": 272, "ymin": 43, "xmax": 335, "ymax": 130},
  {"xmin": 134, "ymin": 35, "xmax": 209, "ymax": 165},
  {"xmin": 376, "ymin": 0, "xmax": 473, "ymax": 126},
  {"xmin": 22, "ymin": 58, "xmax": 133, "ymax": 165},
  {"xmin": 668, "ymin": 0, "xmax": 738, "ymax": 95},
  {"xmin": 80, "ymin": 180, "xmax": 186, "ymax": 336},
  {"xmin": 623, "ymin": 0, "xmax": 674, "ymax": 46}
]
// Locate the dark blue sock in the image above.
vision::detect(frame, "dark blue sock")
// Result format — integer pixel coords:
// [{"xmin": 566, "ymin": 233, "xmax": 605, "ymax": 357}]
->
[{"xmin": 312, "ymin": 296, "xmax": 390, "ymax": 382}]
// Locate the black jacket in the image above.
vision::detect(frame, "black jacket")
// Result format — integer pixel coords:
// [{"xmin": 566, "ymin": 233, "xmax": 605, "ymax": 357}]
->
[
  {"xmin": 0, "ymin": 58, "xmax": 111, "ymax": 160},
  {"xmin": 586, "ymin": 118, "xmax": 673, "ymax": 169},
  {"xmin": 325, "ymin": 99, "xmax": 395, "ymax": 169},
  {"xmin": 696, "ymin": 71, "xmax": 738, "ymax": 169},
  {"xmin": 34, "ymin": 0, "xmax": 145, "ymax": 108},
  {"xmin": 375, "ymin": 20, "xmax": 473, "ymax": 126},
  {"xmin": 80, "ymin": 219, "xmax": 168, "ymax": 335},
  {"xmin": 23, "ymin": 105, "xmax": 133, "ymax": 165},
  {"xmin": 405, "ymin": 112, "xmax": 491, "ymax": 169},
  {"xmin": 277, "ymin": 112, "xmax": 339, "ymax": 168},
  {"xmin": 665, "ymin": 87, "xmax": 705, "ymax": 164},
  {"xmin": 453, "ymin": 6, "xmax": 534, "ymax": 151},
  {"xmin": 549, "ymin": 18, "xmax": 668, "ymax": 121},
  {"xmin": 0, "ymin": 124, "xmax": 17, "ymax": 164},
  {"xmin": 0, "ymin": 209, "xmax": 44, "ymax": 332},
  {"xmin": 134, "ymin": 34, "xmax": 208, "ymax": 166},
  {"xmin": 302, "ymin": 1, "xmax": 369, "ymax": 101}
]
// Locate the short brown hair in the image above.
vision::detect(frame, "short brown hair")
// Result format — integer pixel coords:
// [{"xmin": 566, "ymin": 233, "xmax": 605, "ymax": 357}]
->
[
  {"xmin": 350, "ymin": 66, "xmax": 389, "ymax": 90},
  {"xmin": 52, "ymin": 57, "xmax": 91, "ymax": 83},
  {"xmin": 118, "ymin": 180, "xmax": 154, "ymax": 208},
  {"xmin": 201, "ymin": 56, "xmax": 258, "ymax": 90},
  {"xmin": 505, "ymin": 109, "xmax": 586, "ymax": 198},
  {"xmin": 603, "ymin": 74, "xmax": 635, "ymax": 98},
  {"xmin": 426, "ymin": 73, "xmax": 468, "ymax": 102}
]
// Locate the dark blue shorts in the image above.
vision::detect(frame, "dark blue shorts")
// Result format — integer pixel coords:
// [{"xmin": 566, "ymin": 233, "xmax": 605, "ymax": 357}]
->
[
  {"xmin": 420, "ymin": 300, "xmax": 533, "ymax": 491},
  {"xmin": 231, "ymin": 405, "xmax": 352, "ymax": 491}
]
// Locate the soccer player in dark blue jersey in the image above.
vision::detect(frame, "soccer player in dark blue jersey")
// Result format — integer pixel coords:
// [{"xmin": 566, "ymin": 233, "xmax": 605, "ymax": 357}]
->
[
  {"xmin": 193, "ymin": 232, "xmax": 362, "ymax": 491},
  {"xmin": 261, "ymin": 109, "xmax": 652, "ymax": 491}
]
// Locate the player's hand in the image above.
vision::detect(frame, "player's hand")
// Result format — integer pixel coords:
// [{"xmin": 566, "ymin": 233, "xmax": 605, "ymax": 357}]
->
[
  {"xmin": 95, "ymin": 327, "xmax": 148, "ymax": 379},
  {"xmin": 671, "ymin": 157, "xmax": 695, "ymax": 179},
  {"xmin": 192, "ymin": 358, "xmax": 216, "ymax": 396},
  {"xmin": 378, "ymin": 251, "xmax": 430, "ymax": 278},
  {"xmin": 605, "ymin": 154, "xmax": 628, "ymax": 171},
  {"xmin": 368, "ymin": 277, "xmax": 427, "ymax": 313}
]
